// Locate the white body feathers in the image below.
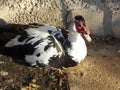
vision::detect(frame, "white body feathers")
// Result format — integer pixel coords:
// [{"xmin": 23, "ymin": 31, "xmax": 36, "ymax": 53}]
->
[{"xmin": 66, "ymin": 32, "xmax": 87, "ymax": 63}]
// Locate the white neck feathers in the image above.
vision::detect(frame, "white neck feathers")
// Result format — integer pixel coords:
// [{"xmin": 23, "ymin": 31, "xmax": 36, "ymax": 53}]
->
[{"xmin": 65, "ymin": 22, "xmax": 87, "ymax": 63}]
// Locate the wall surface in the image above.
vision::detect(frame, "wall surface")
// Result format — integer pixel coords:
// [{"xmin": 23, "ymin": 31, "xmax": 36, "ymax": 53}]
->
[{"xmin": 0, "ymin": 0, "xmax": 120, "ymax": 38}]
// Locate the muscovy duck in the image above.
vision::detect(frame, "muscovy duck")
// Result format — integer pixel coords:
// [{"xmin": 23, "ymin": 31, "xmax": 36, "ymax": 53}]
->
[{"xmin": 0, "ymin": 15, "xmax": 92, "ymax": 68}]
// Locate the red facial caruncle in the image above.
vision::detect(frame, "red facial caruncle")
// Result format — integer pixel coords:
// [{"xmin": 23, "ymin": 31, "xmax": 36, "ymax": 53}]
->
[{"xmin": 75, "ymin": 21, "xmax": 90, "ymax": 35}]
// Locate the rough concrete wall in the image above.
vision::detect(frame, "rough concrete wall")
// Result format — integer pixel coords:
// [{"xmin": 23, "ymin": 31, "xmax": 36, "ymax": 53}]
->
[
  {"xmin": 0, "ymin": 0, "xmax": 63, "ymax": 26},
  {"xmin": 0, "ymin": 0, "xmax": 120, "ymax": 38}
]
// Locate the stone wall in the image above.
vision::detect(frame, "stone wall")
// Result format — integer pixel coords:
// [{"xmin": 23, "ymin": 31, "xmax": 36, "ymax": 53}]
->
[{"xmin": 0, "ymin": 0, "xmax": 120, "ymax": 38}]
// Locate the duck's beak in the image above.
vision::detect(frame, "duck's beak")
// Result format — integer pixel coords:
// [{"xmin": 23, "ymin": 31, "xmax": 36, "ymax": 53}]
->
[{"xmin": 82, "ymin": 34, "xmax": 92, "ymax": 43}]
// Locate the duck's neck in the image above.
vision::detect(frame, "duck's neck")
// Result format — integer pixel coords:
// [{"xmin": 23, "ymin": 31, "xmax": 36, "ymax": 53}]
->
[
  {"xmin": 65, "ymin": 24, "xmax": 87, "ymax": 63},
  {"xmin": 68, "ymin": 22, "xmax": 76, "ymax": 33}
]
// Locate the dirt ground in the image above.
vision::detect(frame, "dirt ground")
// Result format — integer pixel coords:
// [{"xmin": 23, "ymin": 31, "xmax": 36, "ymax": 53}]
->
[{"xmin": 0, "ymin": 36, "xmax": 120, "ymax": 90}]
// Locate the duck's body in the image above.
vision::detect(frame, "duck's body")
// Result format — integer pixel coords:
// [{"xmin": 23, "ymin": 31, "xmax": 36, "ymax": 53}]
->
[
  {"xmin": 0, "ymin": 15, "xmax": 92, "ymax": 68},
  {"xmin": 2, "ymin": 24, "xmax": 66, "ymax": 67}
]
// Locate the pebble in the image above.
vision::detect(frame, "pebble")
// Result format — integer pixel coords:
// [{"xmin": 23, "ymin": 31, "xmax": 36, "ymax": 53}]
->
[
  {"xmin": 20, "ymin": 86, "xmax": 29, "ymax": 90},
  {"xmin": 5, "ymin": 86, "xmax": 14, "ymax": 90},
  {"xmin": 0, "ymin": 71, "xmax": 8, "ymax": 76},
  {"xmin": 5, "ymin": 79, "xmax": 13, "ymax": 83},
  {"xmin": 0, "ymin": 54, "xmax": 3, "ymax": 57},
  {"xmin": 117, "ymin": 50, "xmax": 120, "ymax": 53},
  {"xmin": 0, "ymin": 61, "xmax": 5, "ymax": 64},
  {"xmin": 31, "ymin": 79, "xmax": 37, "ymax": 83}
]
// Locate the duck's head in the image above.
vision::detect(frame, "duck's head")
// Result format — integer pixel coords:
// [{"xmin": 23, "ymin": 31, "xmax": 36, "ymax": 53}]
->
[{"xmin": 68, "ymin": 15, "xmax": 92, "ymax": 43}]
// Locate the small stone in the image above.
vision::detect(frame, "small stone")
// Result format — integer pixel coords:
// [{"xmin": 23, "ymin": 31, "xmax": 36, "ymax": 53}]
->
[
  {"xmin": 5, "ymin": 79, "xmax": 13, "ymax": 83},
  {"xmin": 20, "ymin": 86, "xmax": 29, "ymax": 90},
  {"xmin": 29, "ymin": 83, "xmax": 40, "ymax": 89},
  {"xmin": 5, "ymin": 86, "xmax": 13, "ymax": 90},
  {"xmin": 102, "ymin": 55, "xmax": 106, "ymax": 57},
  {"xmin": 0, "ymin": 54, "xmax": 3, "ymax": 57},
  {"xmin": 117, "ymin": 50, "xmax": 120, "ymax": 53},
  {"xmin": 80, "ymin": 71, "xmax": 84, "ymax": 77},
  {"xmin": 0, "ymin": 61, "xmax": 5, "ymax": 64},
  {"xmin": 7, "ymin": 57, "xmax": 13, "ymax": 62},
  {"xmin": 0, "ymin": 71, "xmax": 8, "ymax": 76},
  {"xmin": 31, "ymin": 79, "xmax": 36, "ymax": 83}
]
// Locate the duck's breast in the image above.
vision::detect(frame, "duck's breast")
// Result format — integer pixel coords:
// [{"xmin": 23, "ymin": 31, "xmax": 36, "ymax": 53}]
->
[{"xmin": 66, "ymin": 34, "xmax": 87, "ymax": 63}]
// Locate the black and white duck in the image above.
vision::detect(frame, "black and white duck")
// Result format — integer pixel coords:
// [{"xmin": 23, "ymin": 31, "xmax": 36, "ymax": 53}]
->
[{"xmin": 0, "ymin": 15, "xmax": 92, "ymax": 68}]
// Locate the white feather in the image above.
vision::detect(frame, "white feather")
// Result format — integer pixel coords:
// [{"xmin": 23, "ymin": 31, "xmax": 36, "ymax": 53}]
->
[
  {"xmin": 67, "ymin": 32, "xmax": 87, "ymax": 63},
  {"xmin": 5, "ymin": 35, "xmax": 26, "ymax": 47}
]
